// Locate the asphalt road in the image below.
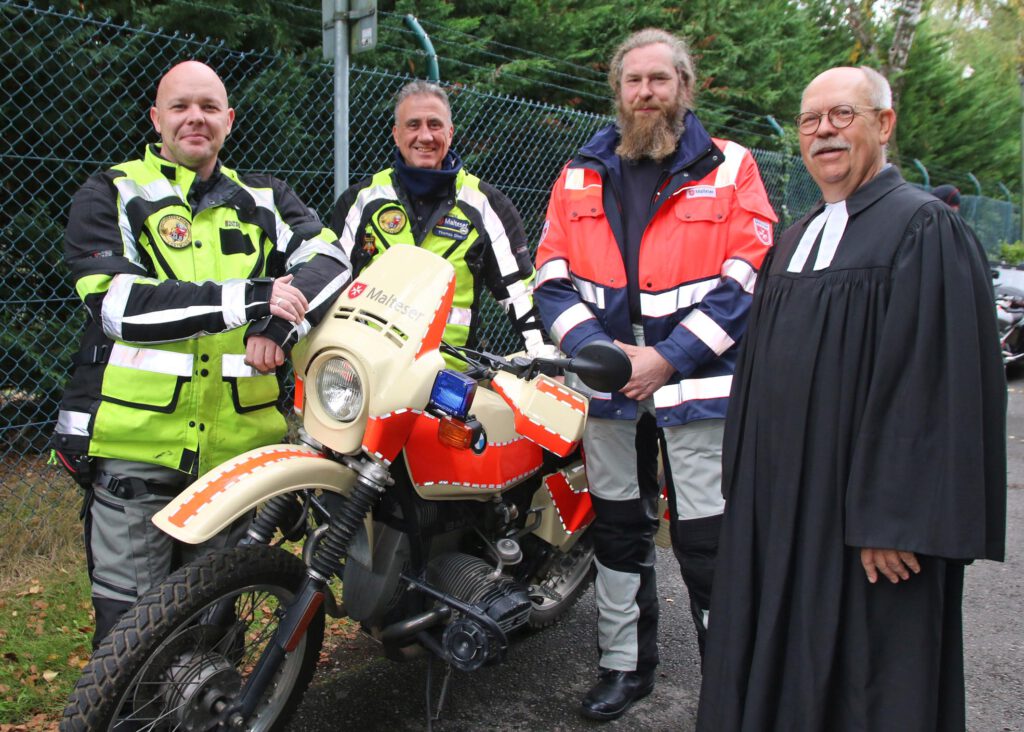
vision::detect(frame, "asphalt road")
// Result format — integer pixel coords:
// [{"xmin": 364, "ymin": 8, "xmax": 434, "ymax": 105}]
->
[{"xmin": 289, "ymin": 378, "xmax": 1024, "ymax": 732}]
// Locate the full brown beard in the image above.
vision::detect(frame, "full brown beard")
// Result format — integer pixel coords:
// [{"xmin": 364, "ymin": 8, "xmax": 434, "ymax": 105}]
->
[{"xmin": 615, "ymin": 97, "xmax": 686, "ymax": 162}]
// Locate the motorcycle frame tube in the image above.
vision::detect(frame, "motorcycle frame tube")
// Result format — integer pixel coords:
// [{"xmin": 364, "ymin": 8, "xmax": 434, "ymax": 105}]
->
[{"xmin": 153, "ymin": 444, "xmax": 359, "ymax": 545}]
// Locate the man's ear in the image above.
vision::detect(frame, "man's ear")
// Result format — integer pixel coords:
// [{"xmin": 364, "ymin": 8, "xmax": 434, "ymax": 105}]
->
[
  {"xmin": 877, "ymin": 108, "xmax": 896, "ymax": 144},
  {"xmin": 149, "ymin": 106, "xmax": 161, "ymax": 134},
  {"xmin": 226, "ymin": 107, "xmax": 235, "ymax": 136}
]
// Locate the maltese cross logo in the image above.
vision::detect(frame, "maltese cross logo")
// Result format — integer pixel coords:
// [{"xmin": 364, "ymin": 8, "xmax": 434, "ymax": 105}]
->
[{"xmin": 348, "ymin": 282, "xmax": 367, "ymax": 299}]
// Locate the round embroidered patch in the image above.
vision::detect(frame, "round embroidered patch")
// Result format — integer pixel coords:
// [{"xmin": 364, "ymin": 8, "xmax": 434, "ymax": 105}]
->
[
  {"xmin": 377, "ymin": 208, "xmax": 407, "ymax": 234},
  {"xmin": 157, "ymin": 214, "xmax": 192, "ymax": 249}
]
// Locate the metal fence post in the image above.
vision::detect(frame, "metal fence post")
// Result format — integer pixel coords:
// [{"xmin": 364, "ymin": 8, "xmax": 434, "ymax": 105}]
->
[{"xmin": 332, "ymin": 0, "xmax": 350, "ymax": 199}]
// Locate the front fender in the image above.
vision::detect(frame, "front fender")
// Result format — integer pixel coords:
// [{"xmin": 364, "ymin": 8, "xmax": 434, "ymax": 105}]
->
[{"xmin": 153, "ymin": 444, "xmax": 356, "ymax": 544}]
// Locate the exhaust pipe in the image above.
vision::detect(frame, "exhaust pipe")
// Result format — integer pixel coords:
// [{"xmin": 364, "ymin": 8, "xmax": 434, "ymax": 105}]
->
[{"xmin": 379, "ymin": 605, "xmax": 451, "ymax": 645}]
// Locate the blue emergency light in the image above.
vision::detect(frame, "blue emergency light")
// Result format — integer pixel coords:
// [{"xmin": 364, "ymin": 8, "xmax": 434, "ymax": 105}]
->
[{"xmin": 428, "ymin": 369, "xmax": 477, "ymax": 420}]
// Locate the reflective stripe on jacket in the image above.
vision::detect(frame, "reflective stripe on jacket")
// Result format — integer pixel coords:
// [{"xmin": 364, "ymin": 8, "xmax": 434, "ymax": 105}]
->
[
  {"xmin": 534, "ymin": 118, "xmax": 777, "ymax": 425},
  {"xmin": 332, "ymin": 166, "xmax": 547, "ymax": 366},
  {"xmin": 55, "ymin": 145, "xmax": 349, "ymax": 475}
]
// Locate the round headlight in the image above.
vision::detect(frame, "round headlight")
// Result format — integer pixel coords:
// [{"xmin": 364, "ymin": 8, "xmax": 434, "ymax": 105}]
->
[{"xmin": 316, "ymin": 357, "xmax": 364, "ymax": 422}]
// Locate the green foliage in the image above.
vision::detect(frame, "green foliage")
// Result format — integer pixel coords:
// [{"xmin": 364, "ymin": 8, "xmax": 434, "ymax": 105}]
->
[
  {"xmin": 28, "ymin": 0, "xmax": 1019, "ymax": 197},
  {"xmin": 898, "ymin": 18, "xmax": 1020, "ymax": 192},
  {"xmin": 1000, "ymin": 241, "xmax": 1024, "ymax": 266}
]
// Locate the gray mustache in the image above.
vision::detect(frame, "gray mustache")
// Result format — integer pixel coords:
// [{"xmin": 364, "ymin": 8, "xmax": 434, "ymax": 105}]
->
[{"xmin": 809, "ymin": 139, "xmax": 852, "ymax": 155}]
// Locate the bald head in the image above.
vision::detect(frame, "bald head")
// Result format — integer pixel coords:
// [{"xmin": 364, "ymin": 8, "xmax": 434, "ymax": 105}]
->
[
  {"xmin": 801, "ymin": 66, "xmax": 891, "ymax": 110},
  {"xmin": 150, "ymin": 61, "xmax": 234, "ymax": 180},
  {"xmin": 155, "ymin": 61, "xmax": 229, "ymax": 108},
  {"xmin": 798, "ymin": 66, "xmax": 896, "ymax": 202}
]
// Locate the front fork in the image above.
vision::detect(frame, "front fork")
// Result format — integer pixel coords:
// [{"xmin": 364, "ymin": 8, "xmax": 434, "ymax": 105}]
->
[{"xmin": 227, "ymin": 459, "xmax": 391, "ymax": 724}]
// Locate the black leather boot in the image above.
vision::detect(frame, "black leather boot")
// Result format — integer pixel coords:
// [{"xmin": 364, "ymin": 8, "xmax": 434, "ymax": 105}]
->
[{"xmin": 580, "ymin": 668, "xmax": 656, "ymax": 721}]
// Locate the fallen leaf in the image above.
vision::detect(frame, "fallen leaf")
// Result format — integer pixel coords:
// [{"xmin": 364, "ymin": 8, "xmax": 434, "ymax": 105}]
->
[{"xmin": 2, "ymin": 652, "xmax": 18, "ymax": 663}]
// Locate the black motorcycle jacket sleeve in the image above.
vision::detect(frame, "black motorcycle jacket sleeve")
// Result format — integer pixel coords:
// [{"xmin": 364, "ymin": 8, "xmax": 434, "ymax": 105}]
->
[
  {"xmin": 475, "ymin": 182, "xmax": 553, "ymax": 354},
  {"xmin": 241, "ymin": 176, "xmax": 352, "ymax": 351},
  {"xmin": 66, "ymin": 173, "xmax": 349, "ymax": 347}
]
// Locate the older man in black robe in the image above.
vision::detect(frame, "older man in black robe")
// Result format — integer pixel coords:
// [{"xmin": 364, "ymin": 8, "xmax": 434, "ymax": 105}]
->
[{"xmin": 696, "ymin": 66, "xmax": 1006, "ymax": 731}]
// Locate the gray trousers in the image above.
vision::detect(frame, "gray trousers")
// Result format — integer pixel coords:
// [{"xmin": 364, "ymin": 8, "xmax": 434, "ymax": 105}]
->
[
  {"xmin": 584, "ymin": 400, "xmax": 725, "ymax": 672},
  {"xmin": 84, "ymin": 458, "xmax": 248, "ymax": 647}
]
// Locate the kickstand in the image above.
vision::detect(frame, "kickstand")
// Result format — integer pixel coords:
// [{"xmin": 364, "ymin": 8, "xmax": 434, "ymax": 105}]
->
[{"xmin": 424, "ymin": 655, "xmax": 454, "ymax": 731}]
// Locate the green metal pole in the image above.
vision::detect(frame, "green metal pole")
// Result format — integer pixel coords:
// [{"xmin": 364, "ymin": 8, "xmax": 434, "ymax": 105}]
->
[
  {"xmin": 403, "ymin": 15, "xmax": 439, "ymax": 82},
  {"xmin": 912, "ymin": 159, "xmax": 930, "ymax": 189},
  {"xmin": 968, "ymin": 173, "xmax": 982, "ymax": 196}
]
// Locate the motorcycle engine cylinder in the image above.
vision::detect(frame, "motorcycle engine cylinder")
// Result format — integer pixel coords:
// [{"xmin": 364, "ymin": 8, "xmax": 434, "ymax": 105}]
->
[{"xmin": 428, "ymin": 553, "xmax": 532, "ymax": 634}]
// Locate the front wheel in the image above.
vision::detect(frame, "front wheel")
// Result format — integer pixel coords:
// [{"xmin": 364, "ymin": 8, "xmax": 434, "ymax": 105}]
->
[{"xmin": 61, "ymin": 545, "xmax": 324, "ymax": 732}]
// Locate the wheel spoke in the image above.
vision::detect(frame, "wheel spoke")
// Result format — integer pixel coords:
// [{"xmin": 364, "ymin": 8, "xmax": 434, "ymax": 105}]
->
[{"xmin": 62, "ymin": 546, "xmax": 324, "ymax": 732}]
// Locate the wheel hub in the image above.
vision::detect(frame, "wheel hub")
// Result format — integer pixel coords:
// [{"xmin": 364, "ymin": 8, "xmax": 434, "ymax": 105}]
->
[{"xmin": 162, "ymin": 649, "xmax": 242, "ymax": 730}]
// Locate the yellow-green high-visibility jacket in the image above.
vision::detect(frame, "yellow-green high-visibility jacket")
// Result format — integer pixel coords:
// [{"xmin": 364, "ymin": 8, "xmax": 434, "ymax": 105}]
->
[
  {"xmin": 54, "ymin": 145, "xmax": 350, "ymax": 477},
  {"xmin": 330, "ymin": 166, "xmax": 549, "ymax": 367}
]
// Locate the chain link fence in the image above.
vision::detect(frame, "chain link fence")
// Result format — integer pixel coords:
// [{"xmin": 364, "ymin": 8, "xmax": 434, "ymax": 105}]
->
[{"xmin": 1, "ymin": 1, "xmax": 1020, "ymax": 534}]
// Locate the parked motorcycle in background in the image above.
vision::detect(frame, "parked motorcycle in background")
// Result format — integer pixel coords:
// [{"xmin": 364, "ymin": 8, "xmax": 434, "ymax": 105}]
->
[
  {"xmin": 60, "ymin": 246, "xmax": 632, "ymax": 732},
  {"xmin": 995, "ymin": 282, "xmax": 1024, "ymax": 367}
]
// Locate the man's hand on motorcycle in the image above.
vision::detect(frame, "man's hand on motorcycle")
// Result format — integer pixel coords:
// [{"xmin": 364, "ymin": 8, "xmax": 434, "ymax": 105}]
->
[
  {"xmin": 246, "ymin": 335, "xmax": 285, "ymax": 374},
  {"xmin": 613, "ymin": 340, "xmax": 675, "ymax": 401},
  {"xmin": 270, "ymin": 274, "xmax": 309, "ymax": 323}
]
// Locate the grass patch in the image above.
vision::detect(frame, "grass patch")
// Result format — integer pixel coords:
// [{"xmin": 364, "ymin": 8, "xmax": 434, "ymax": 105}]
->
[
  {"xmin": 0, "ymin": 460, "xmax": 358, "ymax": 728},
  {"xmin": 1, "ymin": 456, "xmax": 91, "ymax": 726},
  {"xmin": 0, "ymin": 457, "xmax": 82, "ymax": 581},
  {"xmin": 0, "ymin": 564, "xmax": 92, "ymax": 726}
]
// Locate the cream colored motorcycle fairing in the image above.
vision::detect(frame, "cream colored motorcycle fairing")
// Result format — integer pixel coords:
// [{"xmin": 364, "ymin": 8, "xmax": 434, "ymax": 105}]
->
[
  {"xmin": 294, "ymin": 247, "xmax": 451, "ymax": 455},
  {"xmin": 152, "ymin": 444, "xmax": 357, "ymax": 545},
  {"xmin": 490, "ymin": 370, "xmax": 588, "ymax": 455}
]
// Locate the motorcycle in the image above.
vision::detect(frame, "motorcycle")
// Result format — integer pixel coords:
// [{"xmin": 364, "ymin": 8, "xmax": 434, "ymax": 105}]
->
[
  {"xmin": 60, "ymin": 245, "xmax": 632, "ymax": 731},
  {"xmin": 995, "ymin": 283, "xmax": 1024, "ymax": 366}
]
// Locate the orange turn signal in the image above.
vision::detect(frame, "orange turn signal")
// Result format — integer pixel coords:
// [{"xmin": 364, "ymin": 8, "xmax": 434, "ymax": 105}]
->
[{"xmin": 438, "ymin": 415, "xmax": 476, "ymax": 450}]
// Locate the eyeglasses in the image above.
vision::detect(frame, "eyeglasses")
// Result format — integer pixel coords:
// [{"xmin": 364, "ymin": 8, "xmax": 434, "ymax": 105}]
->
[{"xmin": 794, "ymin": 104, "xmax": 884, "ymax": 135}]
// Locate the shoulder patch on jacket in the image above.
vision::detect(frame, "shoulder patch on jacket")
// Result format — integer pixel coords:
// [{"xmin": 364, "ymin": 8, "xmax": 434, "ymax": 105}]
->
[{"xmin": 565, "ymin": 168, "xmax": 601, "ymax": 192}]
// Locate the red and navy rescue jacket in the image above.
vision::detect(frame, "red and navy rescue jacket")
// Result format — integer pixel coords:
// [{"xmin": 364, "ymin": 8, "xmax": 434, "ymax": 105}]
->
[{"xmin": 534, "ymin": 114, "xmax": 776, "ymax": 425}]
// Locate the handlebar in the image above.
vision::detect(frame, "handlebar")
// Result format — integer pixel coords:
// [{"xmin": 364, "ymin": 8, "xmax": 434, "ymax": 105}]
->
[{"xmin": 441, "ymin": 340, "xmax": 632, "ymax": 394}]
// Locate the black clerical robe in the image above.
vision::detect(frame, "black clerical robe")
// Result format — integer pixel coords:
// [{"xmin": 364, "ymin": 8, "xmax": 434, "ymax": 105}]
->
[{"xmin": 696, "ymin": 166, "xmax": 1006, "ymax": 732}]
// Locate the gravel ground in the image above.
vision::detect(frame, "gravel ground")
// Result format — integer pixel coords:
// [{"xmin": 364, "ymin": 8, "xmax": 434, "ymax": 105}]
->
[{"xmin": 288, "ymin": 379, "xmax": 1024, "ymax": 732}]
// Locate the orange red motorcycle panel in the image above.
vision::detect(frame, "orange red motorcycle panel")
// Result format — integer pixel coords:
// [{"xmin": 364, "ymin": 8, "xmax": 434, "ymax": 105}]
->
[
  {"xmin": 490, "ymin": 375, "xmax": 586, "ymax": 457},
  {"xmin": 404, "ymin": 412, "xmax": 543, "ymax": 492},
  {"xmin": 416, "ymin": 270, "xmax": 456, "ymax": 360},
  {"xmin": 511, "ymin": 413, "xmax": 578, "ymax": 458},
  {"xmin": 544, "ymin": 470, "xmax": 594, "ymax": 534},
  {"xmin": 362, "ymin": 410, "xmax": 422, "ymax": 463}
]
